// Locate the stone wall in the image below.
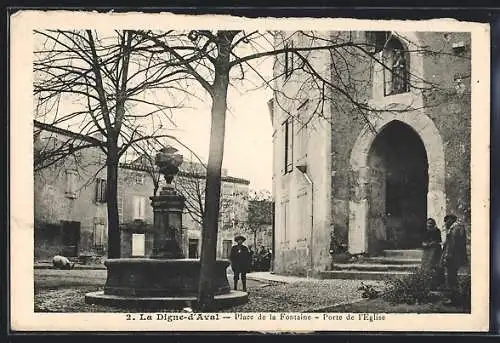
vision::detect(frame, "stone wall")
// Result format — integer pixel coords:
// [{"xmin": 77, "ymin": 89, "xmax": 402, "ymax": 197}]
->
[
  {"xmin": 271, "ymin": 31, "xmax": 472, "ymax": 275},
  {"xmin": 34, "ymin": 129, "xmax": 108, "ymax": 260},
  {"xmin": 329, "ymin": 31, "xmax": 471, "ymax": 259},
  {"xmin": 34, "ymin": 128, "xmax": 251, "ymax": 261},
  {"xmin": 419, "ymin": 32, "xmax": 472, "ymax": 261}
]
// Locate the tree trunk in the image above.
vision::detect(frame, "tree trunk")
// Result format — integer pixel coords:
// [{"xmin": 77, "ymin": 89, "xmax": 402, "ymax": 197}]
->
[
  {"xmin": 197, "ymin": 93, "xmax": 228, "ymax": 311},
  {"xmin": 254, "ymin": 230, "xmax": 257, "ymax": 249},
  {"xmin": 197, "ymin": 69, "xmax": 231, "ymax": 312},
  {"xmin": 106, "ymin": 145, "xmax": 121, "ymax": 258},
  {"xmin": 153, "ymin": 179, "xmax": 159, "ymax": 196}
]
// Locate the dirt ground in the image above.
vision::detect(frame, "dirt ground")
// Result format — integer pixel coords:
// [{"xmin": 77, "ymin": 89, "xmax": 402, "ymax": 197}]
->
[{"xmin": 34, "ymin": 269, "xmax": 368, "ymax": 313}]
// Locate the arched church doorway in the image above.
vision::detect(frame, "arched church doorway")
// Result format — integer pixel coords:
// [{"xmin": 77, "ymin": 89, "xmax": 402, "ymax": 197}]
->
[{"xmin": 367, "ymin": 121, "xmax": 429, "ymax": 253}]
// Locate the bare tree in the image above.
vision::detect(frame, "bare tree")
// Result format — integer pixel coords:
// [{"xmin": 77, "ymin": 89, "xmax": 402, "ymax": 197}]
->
[
  {"xmin": 33, "ymin": 29, "xmax": 195, "ymax": 258},
  {"xmin": 131, "ymin": 29, "xmax": 462, "ymax": 310},
  {"xmin": 244, "ymin": 190, "xmax": 273, "ymax": 249},
  {"xmin": 174, "ymin": 161, "xmax": 207, "ymax": 225},
  {"xmin": 174, "ymin": 160, "xmax": 248, "ymax": 232}
]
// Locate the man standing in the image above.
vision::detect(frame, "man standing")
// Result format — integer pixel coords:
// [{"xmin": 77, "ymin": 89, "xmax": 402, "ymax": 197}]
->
[
  {"xmin": 441, "ymin": 214, "xmax": 468, "ymax": 304},
  {"xmin": 229, "ymin": 235, "xmax": 251, "ymax": 292}
]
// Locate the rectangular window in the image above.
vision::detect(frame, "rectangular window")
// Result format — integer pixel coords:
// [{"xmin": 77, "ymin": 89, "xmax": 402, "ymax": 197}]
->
[
  {"xmin": 131, "ymin": 233, "xmax": 145, "ymax": 256},
  {"xmin": 133, "ymin": 196, "xmax": 146, "ymax": 220},
  {"xmin": 284, "ymin": 117, "xmax": 294, "ymax": 174},
  {"xmin": 95, "ymin": 178, "xmax": 107, "ymax": 203},
  {"xmin": 296, "ymin": 110, "xmax": 309, "ymax": 161},
  {"xmin": 65, "ymin": 169, "xmax": 77, "ymax": 198}
]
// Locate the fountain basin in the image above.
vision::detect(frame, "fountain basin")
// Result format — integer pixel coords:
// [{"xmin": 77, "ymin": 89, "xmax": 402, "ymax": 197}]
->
[
  {"xmin": 84, "ymin": 290, "xmax": 248, "ymax": 310},
  {"xmin": 102, "ymin": 258, "xmax": 231, "ymax": 297},
  {"xmin": 85, "ymin": 258, "xmax": 248, "ymax": 310}
]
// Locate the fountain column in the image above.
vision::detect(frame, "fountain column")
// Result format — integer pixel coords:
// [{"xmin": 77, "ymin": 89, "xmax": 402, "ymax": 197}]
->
[
  {"xmin": 150, "ymin": 147, "xmax": 185, "ymax": 259},
  {"xmin": 85, "ymin": 146, "xmax": 248, "ymax": 310}
]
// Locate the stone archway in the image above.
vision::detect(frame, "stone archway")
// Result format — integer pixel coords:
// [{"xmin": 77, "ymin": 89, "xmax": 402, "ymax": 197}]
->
[{"xmin": 348, "ymin": 113, "xmax": 445, "ymax": 255}]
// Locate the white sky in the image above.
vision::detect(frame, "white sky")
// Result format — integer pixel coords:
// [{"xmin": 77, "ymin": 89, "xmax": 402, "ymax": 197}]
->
[
  {"xmin": 164, "ymin": 36, "xmax": 275, "ymax": 192},
  {"xmin": 172, "ymin": 65, "xmax": 274, "ymax": 192},
  {"xmin": 34, "ymin": 31, "xmax": 275, "ymax": 192}
]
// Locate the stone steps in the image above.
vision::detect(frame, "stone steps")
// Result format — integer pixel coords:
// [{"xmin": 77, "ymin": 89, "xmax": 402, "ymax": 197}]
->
[
  {"xmin": 319, "ymin": 269, "xmax": 470, "ymax": 281},
  {"xmin": 323, "ymin": 249, "xmax": 425, "ymax": 280},
  {"xmin": 382, "ymin": 249, "xmax": 423, "ymax": 259},
  {"xmin": 362, "ymin": 257, "xmax": 422, "ymax": 265}
]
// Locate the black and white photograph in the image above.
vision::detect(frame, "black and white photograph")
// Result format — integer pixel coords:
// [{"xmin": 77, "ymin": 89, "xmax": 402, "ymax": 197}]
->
[{"xmin": 9, "ymin": 11, "xmax": 490, "ymax": 332}]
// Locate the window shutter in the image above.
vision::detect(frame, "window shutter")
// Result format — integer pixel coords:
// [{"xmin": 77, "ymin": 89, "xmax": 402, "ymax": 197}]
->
[
  {"xmin": 94, "ymin": 223, "xmax": 105, "ymax": 246},
  {"xmin": 95, "ymin": 179, "xmax": 107, "ymax": 203},
  {"xmin": 133, "ymin": 196, "xmax": 140, "ymax": 220},
  {"xmin": 66, "ymin": 171, "xmax": 71, "ymax": 194},
  {"xmin": 286, "ymin": 119, "xmax": 294, "ymax": 173},
  {"xmin": 279, "ymin": 121, "xmax": 284, "ymax": 175},
  {"xmin": 71, "ymin": 172, "xmax": 76, "ymax": 194},
  {"xmin": 101, "ymin": 180, "xmax": 107, "ymax": 203},
  {"xmin": 140, "ymin": 197, "xmax": 146, "ymax": 220},
  {"xmin": 283, "ymin": 120, "xmax": 288, "ymax": 174},
  {"xmin": 99, "ymin": 224, "xmax": 104, "ymax": 246},
  {"xmin": 65, "ymin": 170, "xmax": 77, "ymax": 198},
  {"xmin": 95, "ymin": 179, "xmax": 100, "ymax": 202}
]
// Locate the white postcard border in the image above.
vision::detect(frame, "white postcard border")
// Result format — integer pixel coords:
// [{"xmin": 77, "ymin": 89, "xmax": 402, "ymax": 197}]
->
[{"xmin": 9, "ymin": 11, "xmax": 491, "ymax": 332}]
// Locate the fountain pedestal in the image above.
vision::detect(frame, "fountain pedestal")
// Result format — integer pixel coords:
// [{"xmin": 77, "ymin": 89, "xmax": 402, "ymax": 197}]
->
[{"xmin": 85, "ymin": 147, "xmax": 248, "ymax": 310}]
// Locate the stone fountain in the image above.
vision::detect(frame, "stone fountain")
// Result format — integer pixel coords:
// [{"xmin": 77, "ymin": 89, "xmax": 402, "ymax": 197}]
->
[{"xmin": 85, "ymin": 146, "xmax": 248, "ymax": 310}]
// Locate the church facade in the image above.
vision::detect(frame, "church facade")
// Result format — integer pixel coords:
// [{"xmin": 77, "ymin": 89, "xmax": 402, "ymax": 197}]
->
[{"xmin": 270, "ymin": 31, "xmax": 471, "ymax": 276}]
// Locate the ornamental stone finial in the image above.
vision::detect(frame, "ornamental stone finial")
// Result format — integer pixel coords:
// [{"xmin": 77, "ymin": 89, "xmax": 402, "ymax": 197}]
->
[{"xmin": 155, "ymin": 146, "xmax": 183, "ymax": 184}]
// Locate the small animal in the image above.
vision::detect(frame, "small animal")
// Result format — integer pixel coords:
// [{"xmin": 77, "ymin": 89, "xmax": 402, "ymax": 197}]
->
[{"xmin": 52, "ymin": 255, "xmax": 75, "ymax": 270}]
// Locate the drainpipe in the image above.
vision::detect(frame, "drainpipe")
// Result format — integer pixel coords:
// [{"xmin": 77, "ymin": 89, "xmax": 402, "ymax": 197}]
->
[{"xmin": 296, "ymin": 165, "xmax": 314, "ymax": 275}]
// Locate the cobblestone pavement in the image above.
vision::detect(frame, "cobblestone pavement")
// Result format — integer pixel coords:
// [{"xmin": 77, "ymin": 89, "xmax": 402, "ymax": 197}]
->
[{"xmin": 34, "ymin": 269, "xmax": 380, "ymax": 313}]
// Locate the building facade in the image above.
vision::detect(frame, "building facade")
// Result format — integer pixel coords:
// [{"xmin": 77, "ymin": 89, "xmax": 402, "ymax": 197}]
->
[
  {"xmin": 34, "ymin": 121, "xmax": 108, "ymax": 260},
  {"xmin": 34, "ymin": 122, "xmax": 251, "ymax": 261},
  {"xmin": 271, "ymin": 31, "xmax": 471, "ymax": 276}
]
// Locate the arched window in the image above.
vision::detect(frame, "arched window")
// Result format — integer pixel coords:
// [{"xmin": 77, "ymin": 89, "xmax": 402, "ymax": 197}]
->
[{"xmin": 383, "ymin": 38, "xmax": 410, "ymax": 96}]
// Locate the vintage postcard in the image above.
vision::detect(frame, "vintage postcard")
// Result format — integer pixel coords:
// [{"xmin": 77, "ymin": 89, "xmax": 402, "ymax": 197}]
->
[{"xmin": 10, "ymin": 10, "xmax": 490, "ymax": 332}]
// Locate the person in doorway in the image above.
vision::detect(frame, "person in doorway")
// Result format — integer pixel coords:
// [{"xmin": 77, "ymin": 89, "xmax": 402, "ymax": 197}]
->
[
  {"xmin": 229, "ymin": 235, "xmax": 251, "ymax": 292},
  {"xmin": 421, "ymin": 218, "xmax": 443, "ymax": 289},
  {"xmin": 440, "ymin": 214, "xmax": 468, "ymax": 304}
]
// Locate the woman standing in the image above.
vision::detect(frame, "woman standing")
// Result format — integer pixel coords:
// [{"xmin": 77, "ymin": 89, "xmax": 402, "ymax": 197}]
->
[{"xmin": 421, "ymin": 218, "xmax": 443, "ymax": 289}]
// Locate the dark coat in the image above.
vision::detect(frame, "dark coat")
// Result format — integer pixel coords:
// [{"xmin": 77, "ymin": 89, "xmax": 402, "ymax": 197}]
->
[
  {"xmin": 441, "ymin": 222, "xmax": 468, "ymax": 268},
  {"xmin": 421, "ymin": 227, "xmax": 442, "ymax": 271},
  {"xmin": 229, "ymin": 244, "xmax": 251, "ymax": 273}
]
